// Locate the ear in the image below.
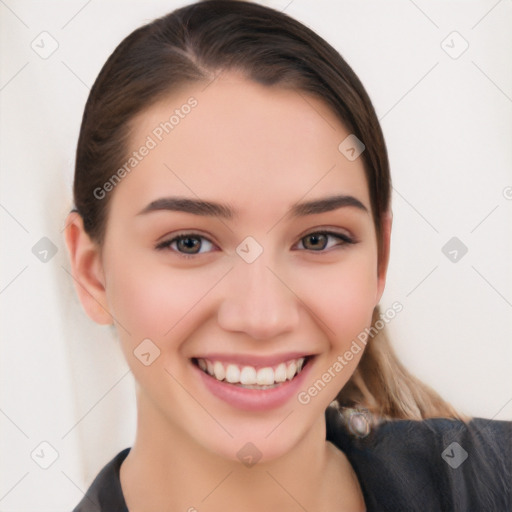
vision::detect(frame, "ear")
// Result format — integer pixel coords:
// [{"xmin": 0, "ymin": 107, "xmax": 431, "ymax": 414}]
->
[
  {"xmin": 64, "ymin": 212, "xmax": 113, "ymax": 325},
  {"xmin": 375, "ymin": 210, "xmax": 392, "ymax": 305}
]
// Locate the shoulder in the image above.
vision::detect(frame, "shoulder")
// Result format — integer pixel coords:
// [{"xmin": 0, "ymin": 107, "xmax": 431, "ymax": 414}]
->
[
  {"xmin": 72, "ymin": 448, "xmax": 130, "ymax": 512},
  {"xmin": 326, "ymin": 408, "xmax": 512, "ymax": 511}
]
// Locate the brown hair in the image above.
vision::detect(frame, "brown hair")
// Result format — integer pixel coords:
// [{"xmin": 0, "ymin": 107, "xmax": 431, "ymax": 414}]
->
[{"xmin": 73, "ymin": 0, "xmax": 466, "ymax": 423}]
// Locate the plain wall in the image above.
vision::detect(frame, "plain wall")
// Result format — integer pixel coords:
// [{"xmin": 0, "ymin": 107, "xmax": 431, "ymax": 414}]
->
[{"xmin": 1, "ymin": 1, "xmax": 511, "ymax": 510}]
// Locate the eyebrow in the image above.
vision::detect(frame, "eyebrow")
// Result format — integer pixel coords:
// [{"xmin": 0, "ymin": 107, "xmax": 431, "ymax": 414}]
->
[
  {"xmin": 138, "ymin": 197, "xmax": 234, "ymax": 218},
  {"xmin": 137, "ymin": 194, "xmax": 368, "ymax": 219}
]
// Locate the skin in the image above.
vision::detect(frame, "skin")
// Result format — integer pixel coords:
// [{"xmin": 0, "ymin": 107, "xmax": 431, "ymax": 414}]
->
[{"xmin": 66, "ymin": 72, "xmax": 391, "ymax": 511}]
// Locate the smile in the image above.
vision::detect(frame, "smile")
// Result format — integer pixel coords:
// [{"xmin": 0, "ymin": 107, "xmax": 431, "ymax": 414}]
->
[
  {"xmin": 194, "ymin": 357, "xmax": 307, "ymax": 389},
  {"xmin": 192, "ymin": 354, "xmax": 315, "ymax": 411}
]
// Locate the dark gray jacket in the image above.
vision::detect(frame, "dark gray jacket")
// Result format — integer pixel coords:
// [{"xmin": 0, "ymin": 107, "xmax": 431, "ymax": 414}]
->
[{"xmin": 73, "ymin": 410, "xmax": 512, "ymax": 511}]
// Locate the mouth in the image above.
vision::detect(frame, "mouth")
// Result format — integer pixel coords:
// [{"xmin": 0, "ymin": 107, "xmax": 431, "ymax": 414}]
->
[
  {"xmin": 191, "ymin": 354, "xmax": 315, "ymax": 411},
  {"xmin": 192, "ymin": 355, "xmax": 312, "ymax": 389}
]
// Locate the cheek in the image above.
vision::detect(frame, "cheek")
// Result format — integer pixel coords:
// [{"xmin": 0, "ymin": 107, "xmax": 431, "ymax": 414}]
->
[
  {"xmin": 293, "ymin": 258, "xmax": 377, "ymax": 408},
  {"xmin": 103, "ymin": 260, "xmax": 221, "ymax": 392},
  {"xmin": 103, "ymin": 251, "xmax": 226, "ymax": 348},
  {"xmin": 333, "ymin": 271, "xmax": 376, "ymax": 339},
  {"xmin": 296, "ymin": 252, "xmax": 378, "ymax": 340}
]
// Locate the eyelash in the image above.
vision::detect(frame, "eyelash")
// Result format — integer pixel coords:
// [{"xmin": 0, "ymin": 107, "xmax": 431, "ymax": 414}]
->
[{"xmin": 155, "ymin": 230, "xmax": 356, "ymax": 260}]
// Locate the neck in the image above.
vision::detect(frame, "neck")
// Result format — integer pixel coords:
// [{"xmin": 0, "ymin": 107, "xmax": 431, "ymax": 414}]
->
[{"xmin": 120, "ymin": 390, "xmax": 364, "ymax": 512}]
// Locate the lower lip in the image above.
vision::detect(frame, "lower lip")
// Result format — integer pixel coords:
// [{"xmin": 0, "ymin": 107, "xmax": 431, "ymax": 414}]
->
[{"xmin": 193, "ymin": 358, "xmax": 314, "ymax": 411}]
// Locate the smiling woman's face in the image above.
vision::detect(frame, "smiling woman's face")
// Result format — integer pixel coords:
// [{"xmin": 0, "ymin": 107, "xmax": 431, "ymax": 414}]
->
[{"xmin": 76, "ymin": 73, "xmax": 389, "ymax": 463}]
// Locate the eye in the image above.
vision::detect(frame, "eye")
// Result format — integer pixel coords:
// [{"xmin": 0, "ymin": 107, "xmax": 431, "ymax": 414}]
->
[
  {"xmin": 295, "ymin": 231, "xmax": 355, "ymax": 251},
  {"xmin": 155, "ymin": 233, "xmax": 216, "ymax": 257}
]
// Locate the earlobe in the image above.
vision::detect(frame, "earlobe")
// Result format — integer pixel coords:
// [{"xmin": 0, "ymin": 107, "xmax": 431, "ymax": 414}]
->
[
  {"xmin": 64, "ymin": 212, "xmax": 113, "ymax": 325},
  {"xmin": 375, "ymin": 210, "xmax": 393, "ymax": 305}
]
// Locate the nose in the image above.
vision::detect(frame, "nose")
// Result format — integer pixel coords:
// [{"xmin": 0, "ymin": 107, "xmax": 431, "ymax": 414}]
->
[{"xmin": 217, "ymin": 256, "xmax": 300, "ymax": 340}]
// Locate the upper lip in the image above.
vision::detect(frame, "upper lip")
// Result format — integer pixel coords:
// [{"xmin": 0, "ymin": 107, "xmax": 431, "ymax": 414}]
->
[{"xmin": 192, "ymin": 352, "xmax": 314, "ymax": 368}]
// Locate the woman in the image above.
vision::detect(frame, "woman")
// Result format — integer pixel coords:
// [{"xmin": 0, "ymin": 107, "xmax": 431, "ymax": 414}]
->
[{"xmin": 66, "ymin": 1, "xmax": 511, "ymax": 510}]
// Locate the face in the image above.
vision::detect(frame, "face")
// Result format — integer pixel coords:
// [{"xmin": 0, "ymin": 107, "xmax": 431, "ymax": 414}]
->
[{"xmin": 70, "ymin": 73, "xmax": 389, "ymax": 463}]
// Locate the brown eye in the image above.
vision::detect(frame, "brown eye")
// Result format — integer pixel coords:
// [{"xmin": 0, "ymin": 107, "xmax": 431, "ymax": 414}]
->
[
  {"xmin": 176, "ymin": 235, "xmax": 202, "ymax": 254},
  {"xmin": 302, "ymin": 233, "xmax": 328, "ymax": 250},
  {"xmin": 296, "ymin": 231, "xmax": 354, "ymax": 252},
  {"xmin": 155, "ymin": 233, "xmax": 216, "ymax": 256}
]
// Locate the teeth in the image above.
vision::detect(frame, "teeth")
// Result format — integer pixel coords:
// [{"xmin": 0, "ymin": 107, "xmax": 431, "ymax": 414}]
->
[
  {"xmin": 286, "ymin": 361, "xmax": 297, "ymax": 381},
  {"xmin": 256, "ymin": 367, "xmax": 274, "ymax": 386},
  {"xmin": 240, "ymin": 366, "xmax": 257, "ymax": 385},
  {"xmin": 225, "ymin": 364, "xmax": 240, "ymax": 383},
  {"xmin": 213, "ymin": 361, "xmax": 226, "ymax": 381},
  {"xmin": 196, "ymin": 356, "xmax": 307, "ymax": 386},
  {"xmin": 274, "ymin": 363, "xmax": 287, "ymax": 383}
]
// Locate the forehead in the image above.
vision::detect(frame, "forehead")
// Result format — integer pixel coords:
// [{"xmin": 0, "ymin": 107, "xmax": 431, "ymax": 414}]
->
[{"xmin": 111, "ymin": 73, "xmax": 370, "ymax": 220}]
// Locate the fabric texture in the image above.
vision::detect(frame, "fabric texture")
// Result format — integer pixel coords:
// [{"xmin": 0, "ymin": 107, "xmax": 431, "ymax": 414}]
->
[{"xmin": 73, "ymin": 410, "xmax": 512, "ymax": 511}]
